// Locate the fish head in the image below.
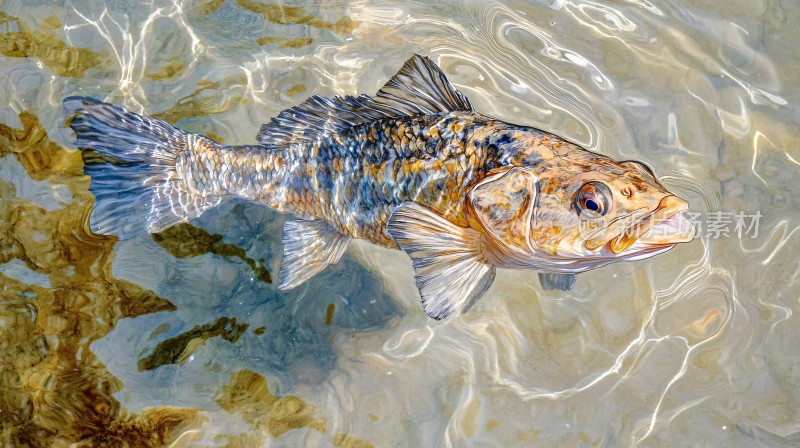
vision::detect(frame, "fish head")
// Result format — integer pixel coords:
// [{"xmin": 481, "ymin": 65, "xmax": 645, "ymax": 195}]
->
[
  {"xmin": 467, "ymin": 153, "xmax": 695, "ymax": 271},
  {"xmin": 529, "ymin": 153, "xmax": 696, "ymax": 267}
]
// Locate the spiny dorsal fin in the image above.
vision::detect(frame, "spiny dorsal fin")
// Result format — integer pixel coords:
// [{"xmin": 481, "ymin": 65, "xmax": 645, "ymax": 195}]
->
[
  {"xmin": 256, "ymin": 94, "xmax": 398, "ymax": 147},
  {"xmin": 375, "ymin": 54, "xmax": 473, "ymax": 115},
  {"xmin": 386, "ymin": 202, "xmax": 495, "ymax": 320},
  {"xmin": 277, "ymin": 219, "xmax": 351, "ymax": 290},
  {"xmin": 256, "ymin": 55, "xmax": 473, "ymax": 146}
]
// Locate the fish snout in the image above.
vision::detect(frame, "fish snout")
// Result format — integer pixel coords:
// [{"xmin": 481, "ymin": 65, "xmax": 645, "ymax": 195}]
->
[{"xmin": 610, "ymin": 195, "xmax": 695, "ymax": 253}]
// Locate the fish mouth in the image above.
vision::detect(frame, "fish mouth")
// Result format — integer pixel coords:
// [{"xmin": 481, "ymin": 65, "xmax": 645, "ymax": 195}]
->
[{"xmin": 608, "ymin": 196, "xmax": 695, "ymax": 254}]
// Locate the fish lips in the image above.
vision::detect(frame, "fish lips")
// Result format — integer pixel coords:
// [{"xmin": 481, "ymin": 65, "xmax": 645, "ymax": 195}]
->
[{"xmin": 608, "ymin": 196, "xmax": 695, "ymax": 254}]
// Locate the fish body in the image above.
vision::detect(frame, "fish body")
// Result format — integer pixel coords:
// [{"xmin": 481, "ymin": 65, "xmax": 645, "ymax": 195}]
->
[
  {"xmin": 182, "ymin": 112, "xmax": 506, "ymax": 246},
  {"xmin": 66, "ymin": 55, "xmax": 695, "ymax": 319}
]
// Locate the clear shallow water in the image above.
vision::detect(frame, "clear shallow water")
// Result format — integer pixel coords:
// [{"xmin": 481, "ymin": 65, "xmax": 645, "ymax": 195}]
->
[{"xmin": 0, "ymin": 0, "xmax": 798, "ymax": 446}]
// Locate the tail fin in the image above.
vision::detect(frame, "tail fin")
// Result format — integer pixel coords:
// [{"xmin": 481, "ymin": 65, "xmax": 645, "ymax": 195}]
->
[{"xmin": 65, "ymin": 96, "xmax": 222, "ymax": 239}]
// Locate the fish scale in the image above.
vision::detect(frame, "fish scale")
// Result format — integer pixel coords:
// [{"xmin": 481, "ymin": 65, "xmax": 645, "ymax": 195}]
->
[{"xmin": 176, "ymin": 112, "xmax": 505, "ymax": 246}]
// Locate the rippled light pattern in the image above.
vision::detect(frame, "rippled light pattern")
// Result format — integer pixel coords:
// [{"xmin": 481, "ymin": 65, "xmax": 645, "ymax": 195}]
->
[{"xmin": 0, "ymin": 0, "xmax": 798, "ymax": 446}]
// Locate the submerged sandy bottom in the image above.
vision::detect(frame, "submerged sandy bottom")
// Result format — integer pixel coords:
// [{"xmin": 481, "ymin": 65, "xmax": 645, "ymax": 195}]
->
[{"xmin": 0, "ymin": 0, "xmax": 799, "ymax": 446}]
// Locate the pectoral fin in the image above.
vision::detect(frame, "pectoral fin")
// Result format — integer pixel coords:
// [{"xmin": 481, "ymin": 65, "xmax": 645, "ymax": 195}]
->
[
  {"xmin": 278, "ymin": 220, "xmax": 351, "ymax": 290},
  {"xmin": 387, "ymin": 202, "xmax": 496, "ymax": 320},
  {"xmin": 538, "ymin": 273, "xmax": 576, "ymax": 291}
]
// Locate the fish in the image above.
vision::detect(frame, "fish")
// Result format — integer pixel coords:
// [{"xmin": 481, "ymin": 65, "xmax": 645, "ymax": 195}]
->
[{"xmin": 64, "ymin": 54, "xmax": 696, "ymax": 320}]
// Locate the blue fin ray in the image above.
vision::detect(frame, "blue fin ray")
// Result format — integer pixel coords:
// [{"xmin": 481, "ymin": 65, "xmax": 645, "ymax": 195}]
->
[{"xmin": 65, "ymin": 96, "xmax": 222, "ymax": 239}]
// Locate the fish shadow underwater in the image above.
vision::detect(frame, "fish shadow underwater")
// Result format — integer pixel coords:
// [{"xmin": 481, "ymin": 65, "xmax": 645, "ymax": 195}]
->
[{"xmin": 111, "ymin": 199, "xmax": 402, "ymax": 379}]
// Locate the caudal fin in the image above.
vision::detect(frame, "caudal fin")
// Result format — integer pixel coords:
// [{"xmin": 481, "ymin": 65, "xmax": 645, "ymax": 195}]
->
[{"xmin": 65, "ymin": 96, "xmax": 222, "ymax": 239}]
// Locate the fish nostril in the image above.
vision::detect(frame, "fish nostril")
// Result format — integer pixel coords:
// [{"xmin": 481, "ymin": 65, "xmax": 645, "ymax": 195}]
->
[{"xmin": 621, "ymin": 187, "xmax": 633, "ymax": 197}]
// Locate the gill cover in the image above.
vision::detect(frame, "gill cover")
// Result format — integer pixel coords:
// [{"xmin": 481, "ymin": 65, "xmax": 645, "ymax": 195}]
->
[{"xmin": 468, "ymin": 167, "xmax": 538, "ymax": 263}]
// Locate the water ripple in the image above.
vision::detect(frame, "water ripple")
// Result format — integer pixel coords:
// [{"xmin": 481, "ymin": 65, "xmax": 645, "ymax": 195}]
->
[{"xmin": 1, "ymin": 0, "xmax": 798, "ymax": 446}]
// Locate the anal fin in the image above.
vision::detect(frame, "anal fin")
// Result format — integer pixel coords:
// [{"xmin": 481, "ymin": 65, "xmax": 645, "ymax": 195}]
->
[
  {"xmin": 278, "ymin": 220, "xmax": 351, "ymax": 290},
  {"xmin": 387, "ymin": 202, "xmax": 496, "ymax": 320},
  {"xmin": 538, "ymin": 273, "xmax": 576, "ymax": 291}
]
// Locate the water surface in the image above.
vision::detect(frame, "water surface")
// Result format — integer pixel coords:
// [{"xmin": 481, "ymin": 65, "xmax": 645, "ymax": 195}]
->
[{"xmin": 1, "ymin": 0, "xmax": 799, "ymax": 446}]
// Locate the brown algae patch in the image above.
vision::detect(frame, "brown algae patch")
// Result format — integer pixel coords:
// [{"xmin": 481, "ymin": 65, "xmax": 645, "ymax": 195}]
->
[
  {"xmin": 257, "ymin": 36, "xmax": 314, "ymax": 48},
  {"xmin": 152, "ymin": 75, "xmax": 247, "ymax": 125},
  {"xmin": 325, "ymin": 303, "xmax": 335, "ymax": 325},
  {"xmin": 205, "ymin": 131, "xmax": 226, "ymax": 143},
  {"xmin": 0, "ymin": 110, "xmax": 205, "ymax": 446},
  {"xmin": 74, "ymin": 407, "xmax": 208, "ymax": 447},
  {"xmin": 1, "ymin": 111, "xmax": 84, "ymax": 180},
  {"xmin": 286, "ymin": 83, "xmax": 308, "ymax": 96},
  {"xmin": 152, "ymin": 222, "xmax": 272, "ymax": 284},
  {"xmin": 334, "ymin": 433, "xmax": 374, "ymax": 448},
  {"xmin": 138, "ymin": 317, "xmax": 249, "ymax": 371},
  {"xmin": 198, "ymin": 0, "xmax": 227, "ymax": 15},
  {"xmin": 144, "ymin": 60, "xmax": 186, "ymax": 81},
  {"xmin": 213, "ymin": 369, "xmax": 375, "ymax": 447},
  {"xmin": 237, "ymin": 0, "xmax": 359, "ymax": 34},
  {"xmin": 0, "ymin": 12, "xmax": 103, "ymax": 78},
  {"xmin": 237, "ymin": 0, "xmax": 328, "ymax": 28},
  {"xmin": 214, "ymin": 369, "xmax": 327, "ymax": 438},
  {"xmin": 42, "ymin": 16, "xmax": 63, "ymax": 29}
]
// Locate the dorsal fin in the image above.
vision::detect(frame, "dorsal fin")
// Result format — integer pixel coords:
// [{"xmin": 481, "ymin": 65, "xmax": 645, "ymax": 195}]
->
[
  {"xmin": 256, "ymin": 55, "xmax": 473, "ymax": 146},
  {"xmin": 374, "ymin": 54, "xmax": 473, "ymax": 115}
]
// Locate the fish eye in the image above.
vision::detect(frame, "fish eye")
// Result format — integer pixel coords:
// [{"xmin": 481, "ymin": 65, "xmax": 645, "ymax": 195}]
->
[{"xmin": 576, "ymin": 182, "xmax": 612, "ymax": 218}]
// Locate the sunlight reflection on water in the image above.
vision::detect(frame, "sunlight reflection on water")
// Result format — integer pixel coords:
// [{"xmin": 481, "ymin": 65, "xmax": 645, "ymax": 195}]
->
[{"xmin": 0, "ymin": 0, "xmax": 799, "ymax": 446}]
